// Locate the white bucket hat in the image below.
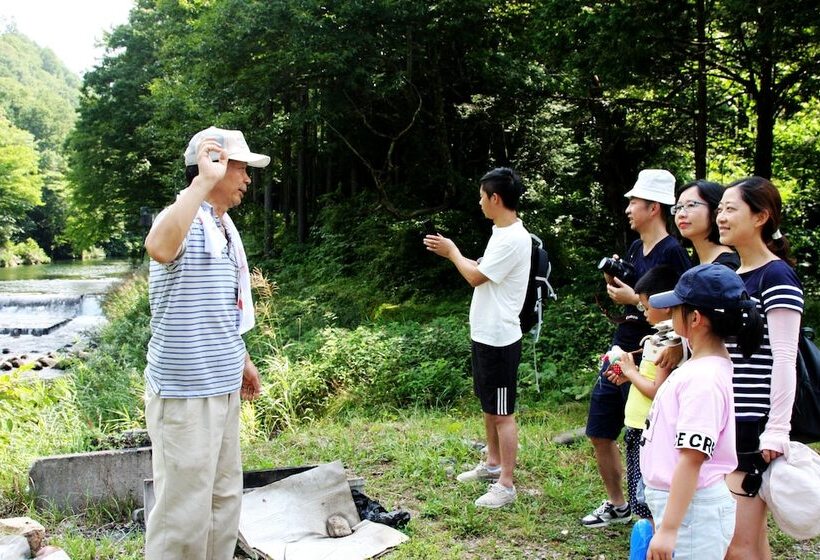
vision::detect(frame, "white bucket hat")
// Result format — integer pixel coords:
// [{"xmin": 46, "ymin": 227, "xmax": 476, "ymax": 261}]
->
[
  {"xmin": 624, "ymin": 169, "xmax": 676, "ymax": 205},
  {"xmin": 184, "ymin": 126, "xmax": 270, "ymax": 168}
]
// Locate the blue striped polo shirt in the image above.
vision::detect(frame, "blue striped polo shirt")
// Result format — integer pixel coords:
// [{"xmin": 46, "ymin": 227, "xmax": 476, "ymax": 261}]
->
[
  {"xmin": 727, "ymin": 259, "xmax": 804, "ymax": 421},
  {"xmin": 145, "ymin": 203, "xmax": 246, "ymax": 398}
]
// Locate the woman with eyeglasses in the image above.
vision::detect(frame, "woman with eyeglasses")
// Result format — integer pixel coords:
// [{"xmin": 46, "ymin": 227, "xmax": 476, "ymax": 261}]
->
[
  {"xmin": 717, "ymin": 176, "xmax": 804, "ymax": 560},
  {"xmin": 672, "ymin": 180, "xmax": 740, "ymax": 270}
]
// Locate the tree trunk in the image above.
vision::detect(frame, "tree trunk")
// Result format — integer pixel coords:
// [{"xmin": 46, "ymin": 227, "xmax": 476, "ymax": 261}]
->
[
  {"xmin": 694, "ymin": 0, "xmax": 708, "ymax": 179},
  {"xmin": 297, "ymin": 88, "xmax": 309, "ymax": 243},
  {"xmin": 282, "ymin": 142, "xmax": 292, "ymax": 227},
  {"xmin": 264, "ymin": 170, "xmax": 273, "ymax": 256},
  {"xmin": 350, "ymin": 164, "xmax": 359, "ymax": 197},
  {"xmin": 753, "ymin": 7, "xmax": 775, "ymax": 179}
]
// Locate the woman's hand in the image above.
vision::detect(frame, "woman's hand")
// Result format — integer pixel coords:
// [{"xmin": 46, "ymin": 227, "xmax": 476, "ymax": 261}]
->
[
  {"xmin": 654, "ymin": 345, "xmax": 683, "ymax": 370},
  {"xmin": 761, "ymin": 449, "xmax": 783, "ymax": 463}
]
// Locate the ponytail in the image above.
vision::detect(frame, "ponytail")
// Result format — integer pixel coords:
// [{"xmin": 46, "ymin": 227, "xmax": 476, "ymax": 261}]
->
[
  {"xmin": 767, "ymin": 235, "xmax": 793, "ymax": 267},
  {"xmin": 687, "ymin": 299, "xmax": 763, "ymax": 358}
]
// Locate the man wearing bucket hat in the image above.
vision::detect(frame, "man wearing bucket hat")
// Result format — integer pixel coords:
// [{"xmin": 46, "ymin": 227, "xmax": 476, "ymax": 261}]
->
[
  {"xmin": 582, "ymin": 169, "xmax": 691, "ymax": 528},
  {"xmin": 144, "ymin": 126, "xmax": 270, "ymax": 558}
]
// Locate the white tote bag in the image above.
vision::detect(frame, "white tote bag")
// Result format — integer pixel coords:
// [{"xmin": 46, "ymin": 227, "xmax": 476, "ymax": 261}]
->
[{"xmin": 759, "ymin": 441, "xmax": 820, "ymax": 540}]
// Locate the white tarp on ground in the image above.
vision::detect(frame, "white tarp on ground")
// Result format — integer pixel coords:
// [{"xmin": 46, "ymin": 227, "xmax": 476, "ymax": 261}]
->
[{"xmin": 238, "ymin": 461, "xmax": 408, "ymax": 560}]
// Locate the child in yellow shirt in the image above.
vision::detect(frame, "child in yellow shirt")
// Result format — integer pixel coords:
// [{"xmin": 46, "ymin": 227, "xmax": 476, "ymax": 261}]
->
[{"xmin": 605, "ymin": 265, "xmax": 683, "ymax": 521}]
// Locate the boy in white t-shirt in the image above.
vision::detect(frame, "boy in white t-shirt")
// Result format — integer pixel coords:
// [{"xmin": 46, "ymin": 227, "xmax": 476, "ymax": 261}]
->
[
  {"xmin": 640, "ymin": 264, "xmax": 763, "ymax": 559},
  {"xmin": 423, "ymin": 167, "xmax": 531, "ymax": 509}
]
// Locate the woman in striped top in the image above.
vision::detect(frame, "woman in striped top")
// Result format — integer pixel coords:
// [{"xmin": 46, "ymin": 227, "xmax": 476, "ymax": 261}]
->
[{"xmin": 717, "ymin": 176, "xmax": 804, "ymax": 560}]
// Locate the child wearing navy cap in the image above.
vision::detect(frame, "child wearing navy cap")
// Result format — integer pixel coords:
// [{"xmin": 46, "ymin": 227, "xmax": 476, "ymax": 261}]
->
[{"xmin": 640, "ymin": 264, "xmax": 763, "ymax": 560}]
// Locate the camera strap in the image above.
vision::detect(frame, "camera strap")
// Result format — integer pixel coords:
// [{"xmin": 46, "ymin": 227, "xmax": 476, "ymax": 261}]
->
[{"xmin": 595, "ymin": 293, "xmax": 629, "ymax": 324}]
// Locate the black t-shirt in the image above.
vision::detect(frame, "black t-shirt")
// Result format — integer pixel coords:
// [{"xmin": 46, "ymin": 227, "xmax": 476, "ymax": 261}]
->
[
  {"xmin": 612, "ymin": 235, "xmax": 691, "ymax": 351},
  {"xmin": 711, "ymin": 250, "xmax": 741, "ymax": 270}
]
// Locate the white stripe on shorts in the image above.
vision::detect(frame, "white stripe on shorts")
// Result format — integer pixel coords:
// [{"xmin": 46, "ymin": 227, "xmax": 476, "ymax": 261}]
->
[{"xmin": 497, "ymin": 387, "xmax": 506, "ymax": 415}]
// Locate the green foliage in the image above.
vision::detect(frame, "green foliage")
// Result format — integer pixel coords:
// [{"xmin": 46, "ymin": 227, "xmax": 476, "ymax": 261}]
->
[
  {"xmin": 0, "ymin": 238, "xmax": 50, "ymax": 266},
  {"xmin": 0, "ymin": 30, "xmax": 80, "ymax": 256},
  {"xmin": 23, "ymin": 178, "xmax": 74, "ymax": 258},
  {"xmin": 776, "ymin": 99, "xmax": 820, "ymax": 288},
  {"xmin": 0, "ymin": 373, "xmax": 91, "ymax": 488},
  {"xmin": 70, "ymin": 275, "xmax": 150, "ymax": 432},
  {"xmin": 301, "ymin": 316, "xmax": 472, "ymax": 412},
  {"xmin": 0, "ymin": 30, "xmax": 79, "ymax": 156},
  {"xmin": 0, "ymin": 115, "xmax": 43, "ymax": 244},
  {"xmin": 65, "ymin": 5, "xmax": 170, "ymax": 254},
  {"xmin": 519, "ymin": 294, "xmax": 613, "ymax": 403}
]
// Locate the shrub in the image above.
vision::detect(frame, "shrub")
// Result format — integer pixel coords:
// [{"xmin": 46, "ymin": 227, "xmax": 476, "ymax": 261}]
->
[
  {"xmin": 0, "ymin": 373, "xmax": 92, "ymax": 489},
  {"xmin": 518, "ymin": 293, "xmax": 613, "ymax": 403},
  {"xmin": 69, "ymin": 273, "xmax": 150, "ymax": 434},
  {"xmin": 0, "ymin": 238, "xmax": 50, "ymax": 266}
]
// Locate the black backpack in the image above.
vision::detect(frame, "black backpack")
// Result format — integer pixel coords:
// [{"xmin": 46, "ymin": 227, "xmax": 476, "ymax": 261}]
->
[
  {"xmin": 791, "ymin": 327, "xmax": 820, "ymax": 443},
  {"xmin": 519, "ymin": 234, "xmax": 556, "ymax": 342}
]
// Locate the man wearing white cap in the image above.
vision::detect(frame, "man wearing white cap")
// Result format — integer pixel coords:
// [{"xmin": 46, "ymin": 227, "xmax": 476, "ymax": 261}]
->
[
  {"xmin": 581, "ymin": 169, "xmax": 691, "ymax": 528},
  {"xmin": 143, "ymin": 126, "xmax": 270, "ymax": 558}
]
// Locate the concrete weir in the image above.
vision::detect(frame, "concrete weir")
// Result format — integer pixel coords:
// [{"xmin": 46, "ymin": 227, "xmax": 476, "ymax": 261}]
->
[
  {"xmin": 0, "ymin": 295, "xmax": 83, "ymax": 336},
  {"xmin": 29, "ymin": 447, "xmax": 366, "ymax": 517},
  {"xmin": 28, "ymin": 447, "xmax": 152, "ymax": 512}
]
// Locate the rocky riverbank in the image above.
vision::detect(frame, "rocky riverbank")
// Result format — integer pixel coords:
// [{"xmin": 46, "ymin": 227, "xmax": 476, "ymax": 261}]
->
[{"xmin": 0, "ymin": 342, "xmax": 95, "ymax": 379}]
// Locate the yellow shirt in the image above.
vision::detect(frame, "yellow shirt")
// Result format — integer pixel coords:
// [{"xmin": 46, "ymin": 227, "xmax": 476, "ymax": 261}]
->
[{"xmin": 624, "ymin": 337, "xmax": 663, "ymax": 429}]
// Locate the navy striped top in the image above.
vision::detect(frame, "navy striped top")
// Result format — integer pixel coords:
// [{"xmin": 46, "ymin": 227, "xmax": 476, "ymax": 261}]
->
[
  {"xmin": 145, "ymin": 204, "xmax": 245, "ymax": 398},
  {"xmin": 727, "ymin": 260, "xmax": 803, "ymax": 421}
]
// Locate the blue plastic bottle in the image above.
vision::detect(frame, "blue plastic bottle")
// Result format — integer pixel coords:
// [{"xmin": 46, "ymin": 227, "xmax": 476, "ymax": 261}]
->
[{"xmin": 629, "ymin": 518, "xmax": 653, "ymax": 560}]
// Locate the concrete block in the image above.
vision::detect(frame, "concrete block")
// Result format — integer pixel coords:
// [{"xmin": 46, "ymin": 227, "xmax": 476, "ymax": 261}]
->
[
  {"xmin": 35, "ymin": 546, "xmax": 70, "ymax": 559},
  {"xmin": 0, "ymin": 535, "xmax": 31, "ymax": 560},
  {"xmin": 29, "ymin": 447, "xmax": 152, "ymax": 512},
  {"xmin": 0, "ymin": 517, "xmax": 44, "ymax": 553}
]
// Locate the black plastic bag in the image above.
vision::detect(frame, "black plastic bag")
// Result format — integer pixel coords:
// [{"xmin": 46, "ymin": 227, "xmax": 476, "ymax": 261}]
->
[{"xmin": 351, "ymin": 488, "xmax": 410, "ymax": 528}]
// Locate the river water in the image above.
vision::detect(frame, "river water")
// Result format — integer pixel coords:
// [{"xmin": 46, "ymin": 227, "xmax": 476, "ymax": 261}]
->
[{"xmin": 0, "ymin": 260, "xmax": 137, "ymax": 366}]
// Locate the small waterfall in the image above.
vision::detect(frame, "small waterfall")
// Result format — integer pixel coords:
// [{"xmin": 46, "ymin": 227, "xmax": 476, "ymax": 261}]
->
[
  {"xmin": 0, "ymin": 259, "xmax": 134, "ymax": 368},
  {"xmin": 0, "ymin": 295, "xmax": 79, "ymax": 336},
  {"xmin": 0, "ymin": 294, "xmax": 102, "ymax": 336}
]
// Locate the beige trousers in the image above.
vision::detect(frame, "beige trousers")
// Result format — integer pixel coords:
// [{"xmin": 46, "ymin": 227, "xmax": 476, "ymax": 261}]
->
[{"xmin": 144, "ymin": 386, "xmax": 242, "ymax": 560}]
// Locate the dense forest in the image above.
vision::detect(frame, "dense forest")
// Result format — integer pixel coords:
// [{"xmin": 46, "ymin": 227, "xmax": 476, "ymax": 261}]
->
[{"xmin": 1, "ymin": 0, "xmax": 818, "ymax": 292}]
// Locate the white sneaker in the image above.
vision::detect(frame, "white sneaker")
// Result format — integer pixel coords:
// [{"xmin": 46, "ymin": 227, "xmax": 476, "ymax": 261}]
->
[
  {"xmin": 475, "ymin": 482, "xmax": 516, "ymax": 508},
  {"xmin": 456, "ymin": 462, "xmax": 501, "ymax": 483}
]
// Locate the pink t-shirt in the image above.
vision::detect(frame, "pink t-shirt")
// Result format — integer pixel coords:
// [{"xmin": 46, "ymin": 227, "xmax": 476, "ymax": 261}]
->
[{"xmin": 640, "ymin": 356, "xmax": 737, "ymax": 490}]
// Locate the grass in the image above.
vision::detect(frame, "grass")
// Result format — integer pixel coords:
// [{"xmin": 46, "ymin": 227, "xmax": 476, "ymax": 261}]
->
[
  {"xmin": 9, "ymin": 399, "xmax": 815, "ymax": 559},
  {"xmin": 2, "ymin": 271, "xmax": 817, "ymax": 558}
]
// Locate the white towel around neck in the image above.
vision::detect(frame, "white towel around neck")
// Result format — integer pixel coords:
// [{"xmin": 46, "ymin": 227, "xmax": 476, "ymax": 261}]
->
[{"xmin": 196, "ymin": 206, "xmax": 255, "ymax": 335}]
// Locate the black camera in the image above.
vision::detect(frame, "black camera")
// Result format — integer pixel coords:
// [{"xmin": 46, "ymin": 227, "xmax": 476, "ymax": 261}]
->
[{"xmin": 598, "ymin": 256, "xmax": 637, "ymax": 285}]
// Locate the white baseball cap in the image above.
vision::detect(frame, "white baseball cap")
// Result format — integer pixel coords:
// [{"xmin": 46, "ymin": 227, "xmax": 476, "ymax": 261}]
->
[
  {"xmin": 184, "ymin": 126, "xmax": 270, "ymax": 168},
  {"xmin": 624, "ymin": 169, "xmax": 676, "ymax": 205}
]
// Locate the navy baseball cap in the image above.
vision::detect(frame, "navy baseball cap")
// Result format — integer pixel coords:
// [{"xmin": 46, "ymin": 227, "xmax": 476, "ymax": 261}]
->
[{"xmin": 649, "ymin": 263, "xmax": 753, "ymax": 311}]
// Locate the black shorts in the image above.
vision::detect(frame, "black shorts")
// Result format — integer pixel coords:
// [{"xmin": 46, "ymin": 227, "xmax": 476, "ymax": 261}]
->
[
  {"xmin": 471, "ymin": 339, "xmax": 521, "ymax": 416},
  {"xmin": 735, "ymin": 418, "xmax": 770, "ymax": 497},
  {"xmin": 585, "ymin": 373, "xmax": 631, "ymax": 440},
  {"xmin": 736, "ymin": 418, "xmax": 769, "ymax": 473}
]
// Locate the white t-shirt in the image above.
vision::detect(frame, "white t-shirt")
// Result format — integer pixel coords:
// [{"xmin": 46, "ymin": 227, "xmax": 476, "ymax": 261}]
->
[{"xmin": 469, "ymin": 219, "xmax": 531, "ymax": 347}]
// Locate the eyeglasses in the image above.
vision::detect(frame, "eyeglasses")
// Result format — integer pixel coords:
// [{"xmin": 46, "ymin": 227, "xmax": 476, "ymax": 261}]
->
[{"xmin": 670, "ymin": 201, "xmax": 709, "ymax": 215}]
